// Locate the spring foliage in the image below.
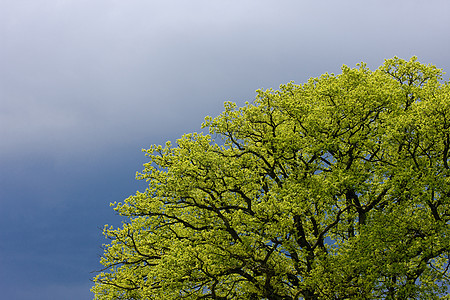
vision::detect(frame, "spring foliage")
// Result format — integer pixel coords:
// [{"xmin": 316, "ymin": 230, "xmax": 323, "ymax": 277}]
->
[{"xmin": 92, "ymin": 57, "xmax": 450, "ymax": 299}]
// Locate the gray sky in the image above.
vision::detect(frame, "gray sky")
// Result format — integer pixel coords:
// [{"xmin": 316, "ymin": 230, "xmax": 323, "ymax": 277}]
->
[
  {"xmin": 2, "ymin": 0, "xmax": 448, "ymax": 160},
  {"xmin": 1, "ymin": 1, "xmax": 449, "ymax": 299}
]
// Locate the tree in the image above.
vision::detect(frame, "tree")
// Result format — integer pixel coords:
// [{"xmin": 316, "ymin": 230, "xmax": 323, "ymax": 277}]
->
[{"xmin": 92, "ymin": 57, "xmax": 450, "ymax": 299}]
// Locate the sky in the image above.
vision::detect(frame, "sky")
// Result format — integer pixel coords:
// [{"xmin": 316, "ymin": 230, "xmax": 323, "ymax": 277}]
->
[{"xmin": 0, "ymin": 0, "xmax": 449, "ymax": 299}]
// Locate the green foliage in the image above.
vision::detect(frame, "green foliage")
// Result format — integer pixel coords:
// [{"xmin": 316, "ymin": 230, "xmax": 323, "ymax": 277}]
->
[{"xmin": 92, "ymin": 57, "xmax": 450, "ymax": 299}]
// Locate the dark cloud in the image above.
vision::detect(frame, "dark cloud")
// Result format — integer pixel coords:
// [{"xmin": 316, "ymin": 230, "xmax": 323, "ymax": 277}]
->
[{"xmin": 1, "ymin": 0, "xmax": 449, "ymax": 298}]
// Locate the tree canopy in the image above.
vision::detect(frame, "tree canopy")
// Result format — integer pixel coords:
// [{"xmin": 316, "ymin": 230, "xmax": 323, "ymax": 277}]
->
[{"xmin": 92, "ymin": 57, "xmax": 450, "ymax": 299}]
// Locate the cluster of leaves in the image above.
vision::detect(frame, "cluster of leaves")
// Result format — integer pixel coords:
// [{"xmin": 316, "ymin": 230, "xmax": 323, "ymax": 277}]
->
[{"xmin": 92, "ymin": 57, "xmax": 450, "ymax": 299}]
